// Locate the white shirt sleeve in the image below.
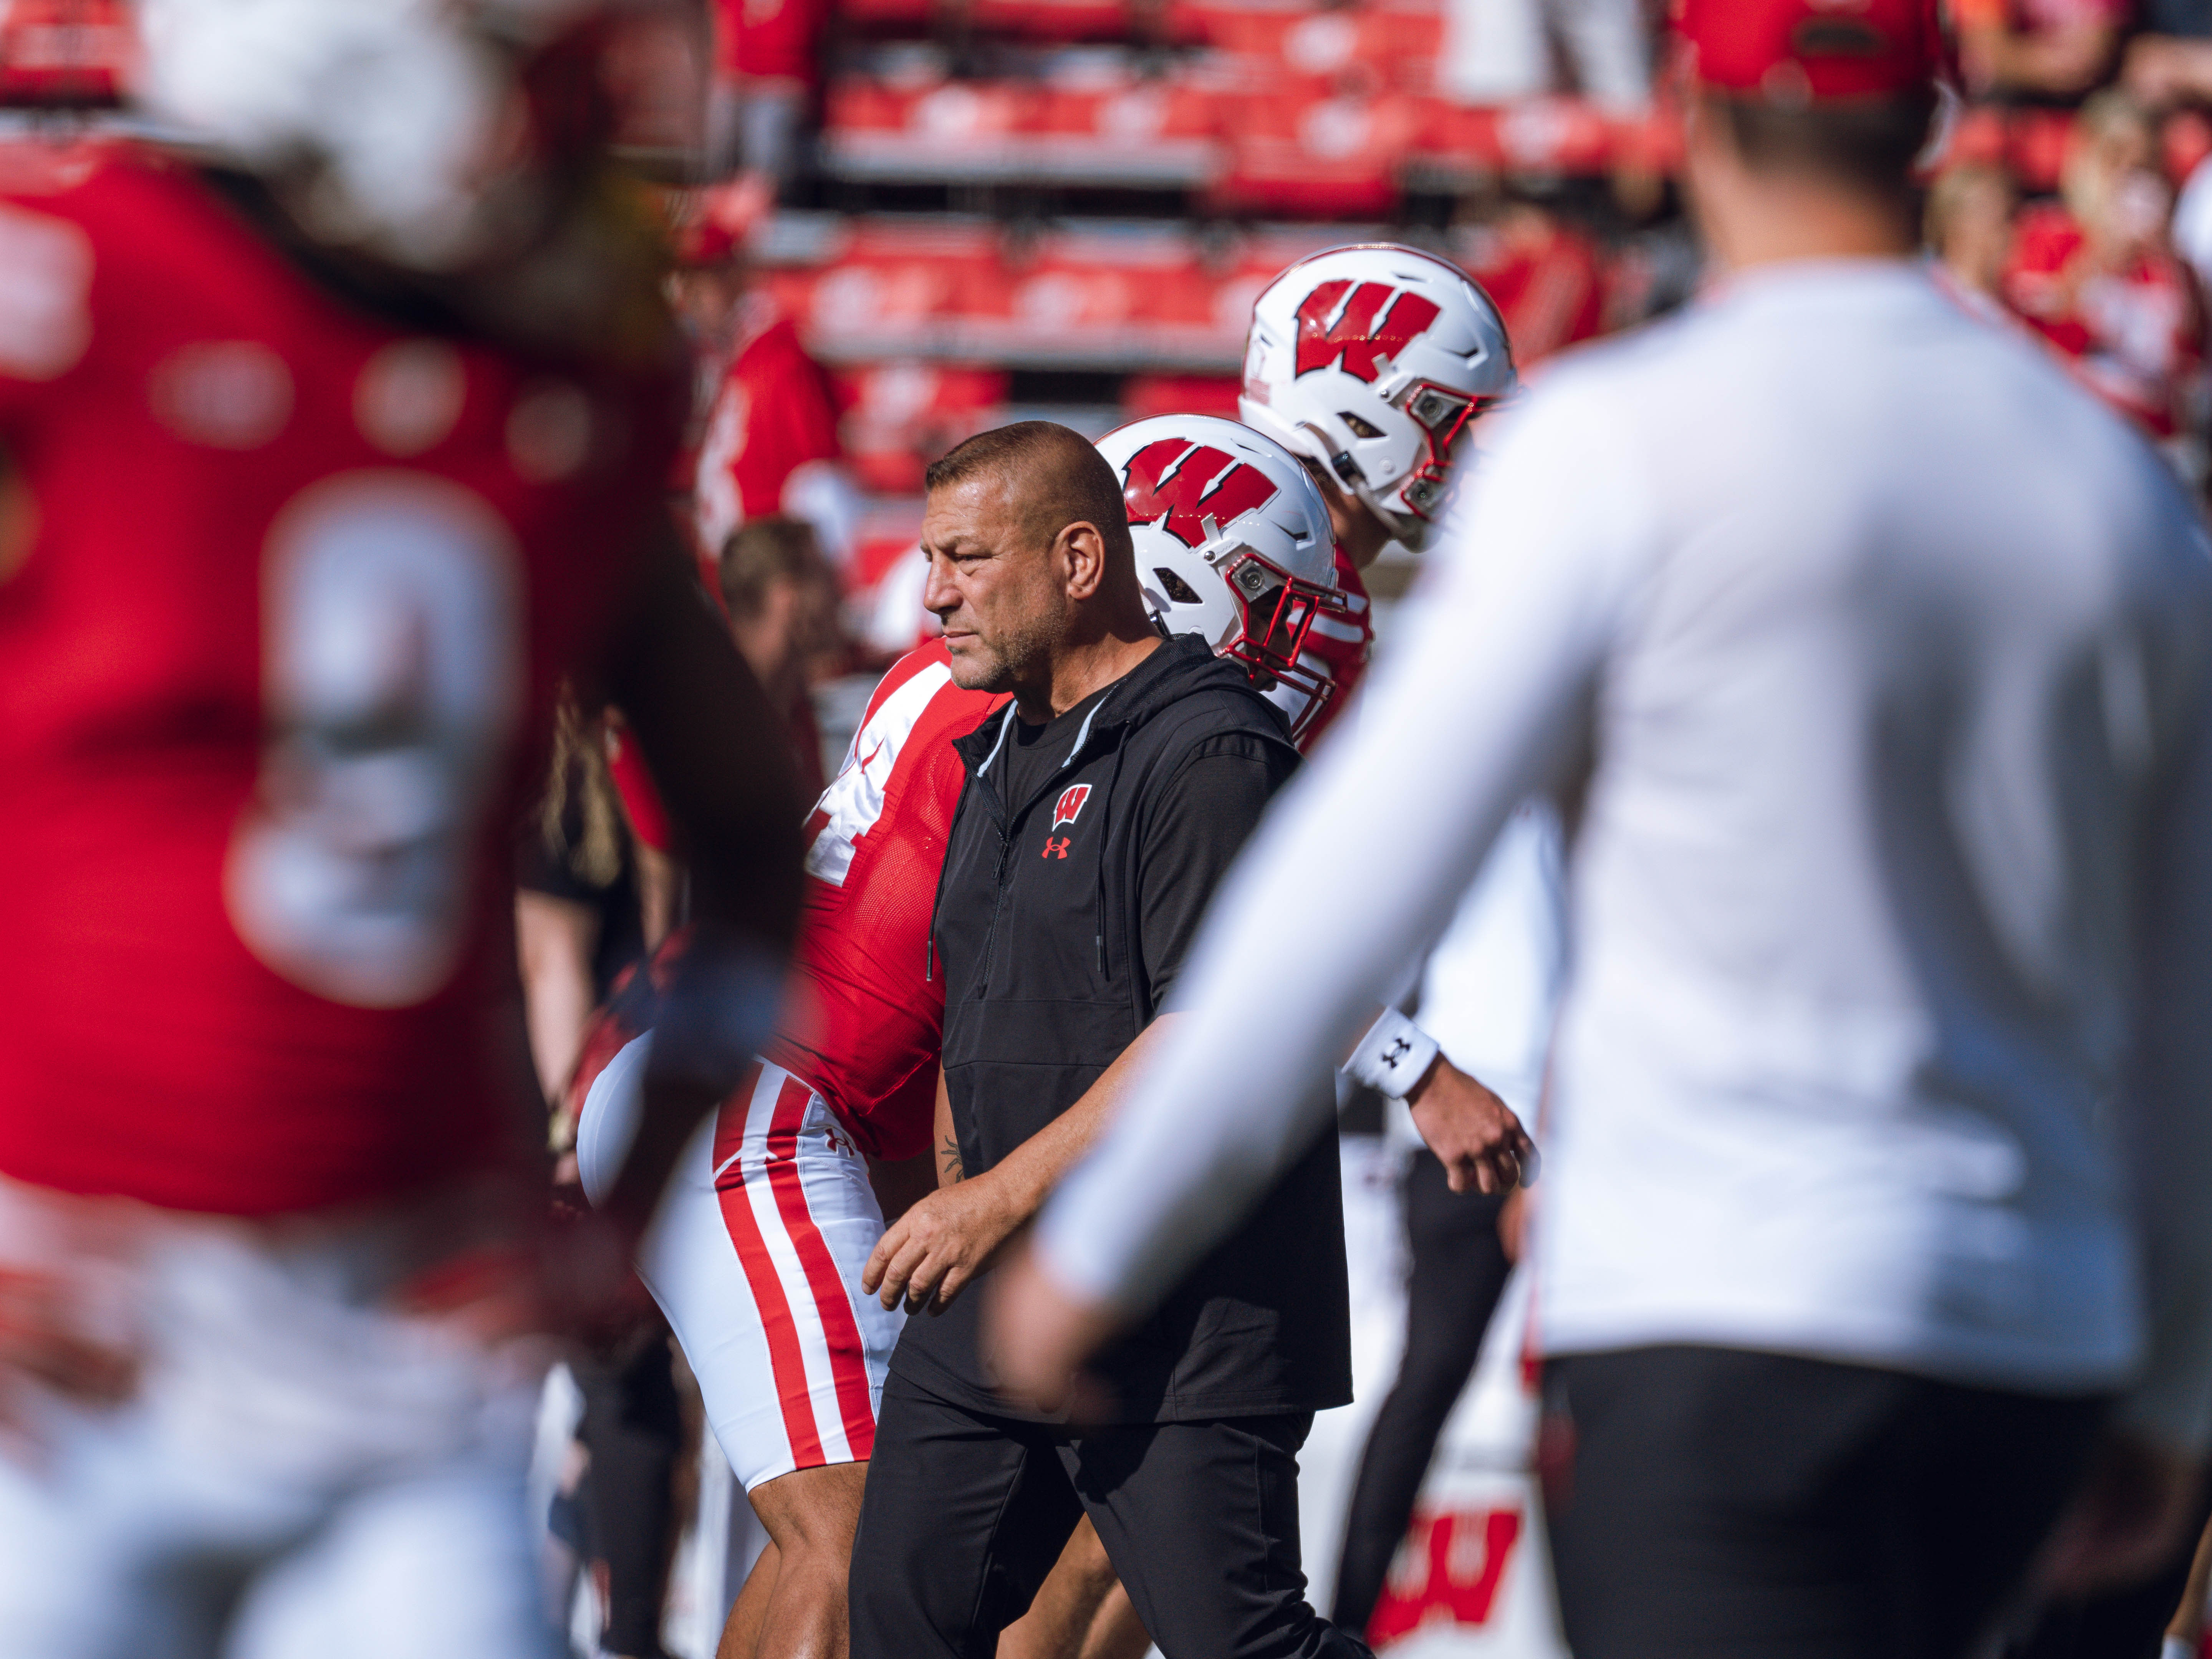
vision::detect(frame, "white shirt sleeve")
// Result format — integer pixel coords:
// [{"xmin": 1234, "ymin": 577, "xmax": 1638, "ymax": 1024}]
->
[
  {"xmin": 1036, "ymin": 379, "xmax": 1657, "ymax": 1313},
  {"xmin": 2119, "ymin": 668, "xmax": 2212, "ymax": 1450}
]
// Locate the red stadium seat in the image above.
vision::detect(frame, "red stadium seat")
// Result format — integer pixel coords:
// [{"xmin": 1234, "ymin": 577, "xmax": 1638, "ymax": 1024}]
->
[
  {"xmin": 1121, "ymin": 372, "xmax": 1242, "ymax": 420},
  {"xmin": 781, "ymin": 219, "xmax": 1007, "ymax": 361},
  {"xmin": 1208, "ymin": 82, "xmax": 1421, "ymax": 218},
  {"xmin": 967, "ymin": 0, "xmax": 1141, "ymax": 43},
  {"xmin": 834, "ymin": 363, "xmax": 1010, "ymax": 493},
  {"xmin": 1171, "ymin": 0, "xmax": 1442, "ymax": 91},
  {"xmin": 0, "ymin": 0, "xmax": 134, "ymax": 107}
]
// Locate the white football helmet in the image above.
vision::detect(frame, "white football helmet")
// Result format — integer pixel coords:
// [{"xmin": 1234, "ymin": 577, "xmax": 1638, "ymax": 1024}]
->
[
  {"xmin": 1239, "ymin": 243, "xmax": 1517, "ymax": 551},
  {"xmin": 137, "ymin": 0, "xmax": 611, "ymax": 272},
  {"xmin": 1095, "ymin": 415, "xmax": 1351, "ymax": 744}
]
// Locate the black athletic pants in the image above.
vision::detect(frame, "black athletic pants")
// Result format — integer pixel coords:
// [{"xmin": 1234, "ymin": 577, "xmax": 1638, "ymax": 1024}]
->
[
  {"xmin": 1332, "ymin": 1149, "xmax": 1512, "ymax": 1635},
  {"xmin": 2003, "ymin": 1477, "xmax": 2212, "ymax": 1659},
  {"xmin": 1545, "ymin": 1346, "xmax": 2108, "ymax": 1659},
  {"xmin": 573, "ymin": 1328, "xmax": 684, "ymax": 1659},
  {"xmin": 849, "ymin": 1370, "xmax": 1376, "ymax": 1659}
]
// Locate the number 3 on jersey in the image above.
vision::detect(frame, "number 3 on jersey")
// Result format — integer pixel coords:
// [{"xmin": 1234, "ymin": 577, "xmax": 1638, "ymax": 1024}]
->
[{"xmin": 224, "ymin": 474, "xmax": 523, "ymax": 1009}]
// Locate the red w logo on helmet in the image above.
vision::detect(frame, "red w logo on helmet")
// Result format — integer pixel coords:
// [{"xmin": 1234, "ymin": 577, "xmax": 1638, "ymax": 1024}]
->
[
  {"xmin": 1121, "ymin": 440, "xmax": 1278, "ymax": 550},
  {"xmin": 1294, "ymin": 281, "xmax": 1442, "ymax": 382}
]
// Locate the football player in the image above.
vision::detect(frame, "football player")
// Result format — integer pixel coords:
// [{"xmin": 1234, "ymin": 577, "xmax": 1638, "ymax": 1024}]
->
[
  {"xmin": 0, "ymin": 4, "xmax": 803, "ymax": 1655},
  {"xmin": 577, "ymin": 636, "xmax": 1004, "ymax": 1659},
  {"xmin": 674, "ymin": 195, "xmax": 859, "ymax": 574}
]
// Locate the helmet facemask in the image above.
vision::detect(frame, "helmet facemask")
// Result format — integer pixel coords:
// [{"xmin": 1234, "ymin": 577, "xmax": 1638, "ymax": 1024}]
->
[{"xmin": 1212, "ymin": 548, "xmax": 1356, "ymax": 743}]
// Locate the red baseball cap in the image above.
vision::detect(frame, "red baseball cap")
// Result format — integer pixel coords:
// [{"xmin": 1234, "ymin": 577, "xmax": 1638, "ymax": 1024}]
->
[
  {"xmin": 669, "ymin": 177, "xmax": 773, "ymax": 269},
  {"xmin": 1674, "ymin": 0, "xmax": 1943, "ymax": 103}
]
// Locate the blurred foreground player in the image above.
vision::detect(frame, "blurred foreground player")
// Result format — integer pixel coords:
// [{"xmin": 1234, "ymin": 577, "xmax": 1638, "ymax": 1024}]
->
[
  {"xmin": 1000, "ymin": 4, "xmax": 2212, "ymax": 1657},
  {"xmin": 0, "ymin": 4, "xmax": 805, "ymax": 1655}
]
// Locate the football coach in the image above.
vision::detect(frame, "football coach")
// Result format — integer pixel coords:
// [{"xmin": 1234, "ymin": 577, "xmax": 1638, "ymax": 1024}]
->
[
  {"xmin": 844, "ymin": 421, "xmax": 1369, "ymax": 1659},
  {"xmin": 996, "ymin": 4, "xmax": 2212, "ymax": 1659}
]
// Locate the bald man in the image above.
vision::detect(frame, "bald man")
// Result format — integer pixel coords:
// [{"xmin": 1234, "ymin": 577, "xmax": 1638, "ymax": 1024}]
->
[{"xmin": 847, "ymin": 423, "xmax": 1368, "ymax": 1659}]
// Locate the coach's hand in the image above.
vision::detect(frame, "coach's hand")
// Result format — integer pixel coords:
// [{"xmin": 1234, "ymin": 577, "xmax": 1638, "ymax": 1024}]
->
[
  {"xmin": 1407, "ymin": 1060, "xmax": 1538, "ymax": 1195},
  {"xmin": 864, "ymin": 1172, "xmax": 1027, "ymax": 1314}
]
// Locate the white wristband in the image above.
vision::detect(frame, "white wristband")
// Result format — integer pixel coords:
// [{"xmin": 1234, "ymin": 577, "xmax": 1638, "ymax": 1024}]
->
[{"xmin": 1342, "ymin": 1007, "xmax": 1442, "ymax": 1101}]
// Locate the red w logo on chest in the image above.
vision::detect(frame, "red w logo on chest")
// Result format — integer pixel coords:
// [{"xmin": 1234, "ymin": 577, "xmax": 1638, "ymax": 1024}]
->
[
  {"xmin": 1052, "ymin": 784, "xmax": 1091, "ymax": 829},
  {"xmin": 1295, "ymin": 280, "xmax": 1441, "ymax": 382},
  {"xmin": 1121, "ymin": 440, "xmax": 1278, "ymax": 549}
]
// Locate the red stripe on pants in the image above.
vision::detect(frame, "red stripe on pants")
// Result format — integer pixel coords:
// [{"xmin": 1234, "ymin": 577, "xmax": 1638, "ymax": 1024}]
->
[
  {"xmin": 712, "ymin": 1068, "xmax": 826, "ymax": 1469},
  {"xmin": 761, "ymin": 1075, "xmax": 881, "ymax": 1462}
]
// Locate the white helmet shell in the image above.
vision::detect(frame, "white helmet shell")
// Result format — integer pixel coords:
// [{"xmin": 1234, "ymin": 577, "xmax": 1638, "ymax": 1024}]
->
[
  {"xmin": 1095, "ymin": 414, "xmax": 1350, "ymax": 745},
  {"xmin": 1238, "ymin": 243, "xmax": 1516, "ymax": 551},
  {"xmin": 137, "ymin": 0, "xmax": 596, "ymax": 272}
]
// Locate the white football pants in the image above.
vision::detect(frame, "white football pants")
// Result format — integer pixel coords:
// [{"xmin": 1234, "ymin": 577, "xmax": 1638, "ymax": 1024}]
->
[
  {"xmin": 578, "ymin": 1039, "xmax": 904, "ymax": 1493},
  {"xmin": 0, "ymin": 1179, "xmax": 550, "ymax": 1659}
]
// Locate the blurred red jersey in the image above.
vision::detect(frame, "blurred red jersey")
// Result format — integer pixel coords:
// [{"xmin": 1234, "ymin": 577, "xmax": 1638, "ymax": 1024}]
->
[
  {"xmin": 2003, "ymin": 201, "xmax": 2204, "ymax": 440},
  {"xmin": 692, "ymin": 293, "xmax": 842, "ymax": 557},
  {"xmin": 714, "ymin": 0, "xmax": 829, "ymax": 88},
  {"xmin": 0, "ymin": 142, "xmax": 681, "ymax": 1215},
  {"xmin": 764, "ymin": 641, "xmax": 1005, "ymax": 1159},
  {"xmin": 1296, "ymin": 546, "xmax": 1372, "ymax": 746}
]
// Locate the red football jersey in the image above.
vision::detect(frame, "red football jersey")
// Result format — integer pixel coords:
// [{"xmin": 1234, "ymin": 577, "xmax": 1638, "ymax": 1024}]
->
[
  {"xmin": 0, "ymin": 142, "xmax": 681, "ymax": 1215},
  {"xmin": 2003, "ymin": 201, "xmax": 2204, "ymax": 440},
  {"xmin": 714, "ymin": 0, "xmax": 830, "ymax": 88},
  {"xmin": 1294, "ymin": 546, "xmax": 1373, "ymax": 747},
  {"xmin": 763, "ymin": 641, "xmax": 1005, "ymax": 1159},
  {"xmin": 691, "ymin": 293, "xmax": 842, "ymax": 558}
]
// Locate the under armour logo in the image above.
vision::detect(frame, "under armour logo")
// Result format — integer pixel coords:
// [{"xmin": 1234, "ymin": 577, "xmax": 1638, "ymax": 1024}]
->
[
  {"xmin": 1295, "ymin": 281, "xmax": 1442, "ymax": 382},
  {"xmin": 1382, "ymin": 1036, "xmax": 1412, "ymax": 1068},
  {"xmin": 1043, "ymin": 837, "xmax": 1071, "ymax": 860}
]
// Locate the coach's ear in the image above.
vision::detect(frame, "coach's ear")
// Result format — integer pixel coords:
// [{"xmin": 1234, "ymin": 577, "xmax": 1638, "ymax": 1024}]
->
[{"xmin": 1058, "ymin": 519, "xmax": 1113, "ymax": 602}]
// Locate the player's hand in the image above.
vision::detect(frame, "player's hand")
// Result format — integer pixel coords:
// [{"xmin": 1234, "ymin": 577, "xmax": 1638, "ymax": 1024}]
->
[
  {"xmin": 983, "ymin": 1240, "xmax": 1121, "ymax": 1413},
  {"xmin": 0, "ymin": 1263, "xmax": 141, "ymax": 1460},
  {"xmin": 2038, "ymin": 1430, "xmax": 2204, "ymax": 1598},
  {"xmin": 863, "ymin": 1173, "xmax": 1026, "ymax": 1313},
  {"xmin": 0, "ymin": 1266, "xmax": 138, "ymax": 1409},
  {"xmin": 1407, "ymin": 1061, "xmax": 1538, "ymax": 1194}
]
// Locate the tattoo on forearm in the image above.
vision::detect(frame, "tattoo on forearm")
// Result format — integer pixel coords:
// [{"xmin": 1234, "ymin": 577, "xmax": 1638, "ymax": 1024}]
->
[{"xmin": 940, "ymin": 1135, "xmax": 965, "ymax": 1184}]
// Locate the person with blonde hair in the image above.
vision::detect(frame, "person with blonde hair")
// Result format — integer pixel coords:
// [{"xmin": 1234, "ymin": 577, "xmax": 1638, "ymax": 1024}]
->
[{"xmin": 2003, "ymin": 89, "xmax": 2205, "ymax": 455}]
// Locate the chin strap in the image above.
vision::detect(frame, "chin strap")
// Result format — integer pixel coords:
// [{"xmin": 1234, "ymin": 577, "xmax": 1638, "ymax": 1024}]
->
[{"xmin": 1341, "ymin": 1005, "xmax": 1441, "ymax": 1101}]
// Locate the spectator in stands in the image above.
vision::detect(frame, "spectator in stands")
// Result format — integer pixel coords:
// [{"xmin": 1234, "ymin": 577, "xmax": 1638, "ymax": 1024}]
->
[
  {"xmin": 1927, "ymin": 162, "xmax": 2019, "ymax": 320},
  {"xmin": 2002, "ymin": 89, "xmax": 2205, "ymax": 449},
  {"xmin": 719, "ymin": 516, "xmax": 846, "ymax": 800},
  {"xmin": 1439, "ymin": 0, "xmax": 1653, "ymax": 111},
  {"xmin": 1955, "ymin": 0, "xmax": 2128, "ymax": 101},
  {"xmin": 2124, "ymin": 0, "xmax": 2212, "ymax": 107},
  {"xmin": 707, "ymin": 0, "xmax": 827, "ymax": 189},
  {"xmin": 672, "ymin": 203, "xmax": 860, "ymax": 575}
]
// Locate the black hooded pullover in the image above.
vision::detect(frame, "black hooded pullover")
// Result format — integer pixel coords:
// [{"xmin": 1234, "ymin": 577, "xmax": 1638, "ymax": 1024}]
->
[{"xmin": 894, "ymin": 633, "xmax": 1353, "ymax": 1424}]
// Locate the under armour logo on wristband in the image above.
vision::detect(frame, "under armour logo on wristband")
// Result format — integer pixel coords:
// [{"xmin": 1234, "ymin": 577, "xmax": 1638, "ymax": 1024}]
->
[
  {"xmin": 1043, "ymin": 837, "xmax": 1071, "ymax": 860},
  {"xmin": 1382, "ymin": 1036, "xmax": 1413, "ymax": 1069}
]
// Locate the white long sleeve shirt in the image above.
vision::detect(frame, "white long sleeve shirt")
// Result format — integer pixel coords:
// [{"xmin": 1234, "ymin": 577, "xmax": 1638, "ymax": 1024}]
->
[{"xmin": 1038, "ymin": 261, "xmax": 2212, "ymax": 1447}]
